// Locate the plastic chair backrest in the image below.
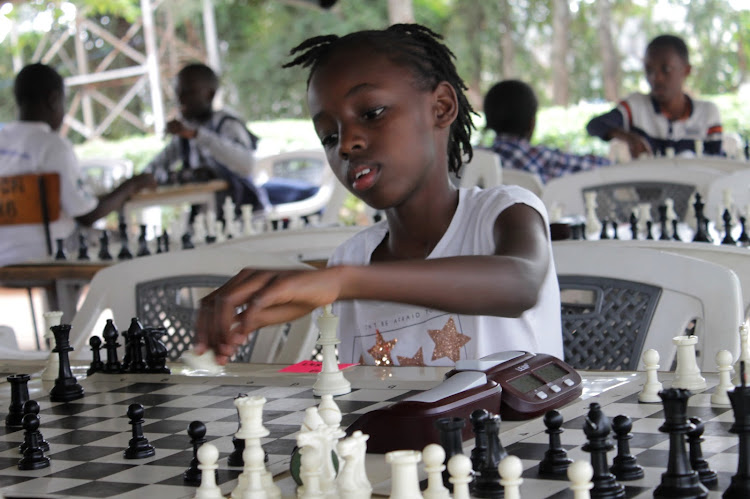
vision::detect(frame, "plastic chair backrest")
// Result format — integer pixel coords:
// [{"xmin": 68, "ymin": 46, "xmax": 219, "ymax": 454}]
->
[
  {"xmin": 501, "ymin": 168, "xmax": 544, "ymax": 197},
  {"xmin": 69, "ymin": 248, "xmax": 319, "ymax": 364},
  {"xmin": 542, "ymin": 163, "xmax": 726, "ymax": 222},
  {"xmin": 0, "ymin": 173, "xmax": 61, "ymax": 256},
  {"xmin": 705, "ymin": 169, "xmax": 750, "ymax": 223},
  {"xmin": 453, "ymin": 148, "xmax": 502, "ymax": 188},
  {"xmin": 553, "ymin": 240, "xmax": 743, "ymax": 372}
]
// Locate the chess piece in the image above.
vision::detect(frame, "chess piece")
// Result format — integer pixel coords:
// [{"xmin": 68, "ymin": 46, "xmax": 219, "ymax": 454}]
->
[
  {"xmin": 609, "ymin": 415, "xmax": 643, "ymax": 481},
  {"xmin": 469, "ymin": 409, "xmax": 490, "ymax": 471},
  {"xmin": 435, "ymin": 416, "xmax": 466, "ymax": 491},
  {"xmin": 77, "ymin": 231, "xmax": 90, "ymax": 260},
  {"xmin": 687, "ymin": 417, "xmax": 718, "ymax": 488},
  {"xmin": 581, "ymin": 402, "xmax": 625, "ymax": 498},
  {"xmin": 118, "ymin": 220, "xmax": 133, "ymax": 259},
  {"xmin": 161, "ymin": 230, "xmax": 170, "ymax": 252},
  {"xmin": 126, "ymin": 318, "xmax": 147, "ymax": 373},
  {"xmin": 584, "ymin": 192, "xmax": 602, "ymax": 239},
  {"xmin": 54, "ymin": 238, "xmax": 66, "ymax": 260},
  {"xmin": 692, "ymin": 193, "xmax": 712, "ymax": 243},
  {"xmin": 497, "ymin": 455, "xmax": 523, "ymax": 499},
  {"xmin": 101, "ymin": 319, "xmax": 122, "ymax": 373},
  {"xmin": 336, "ymin": 431, "xmax": 372, "ymax": 499},
  {"xmin": 538, "ymin": 409, "xmax": 572, "ymax": 476},
  {"xmin": 672, "ymin": 219, "xmax": 682, "ymax": 241},
  {"xmin": 87, "ymin": 336, "xmax": 104, "ymax": 376},
  {"xmin": 653, "ymin": 388, "xmax": 708, "ymax": 498},
  {"xmin": 137, "ymin": 224, "xmax": 151, "ymax": 256},
  {"xmin": 124, "ymin": 403, "xmax": 156, "ymax": 459},
  {"xmin": 205, "ymin": 210, "xmax": 218, "ymax": 244},
  {"xmin": 49, "ymin": 324, "xmax": 85, "ymax": 402},
  {"xmin": 723, "ymin": 209, "xmax": 737, "ymax": 245},
  {"xmin": 184, "ymin": 421, "xmax": 208, "ymax": 484},
  {"xmin": 297, "ymin": 431, "xmax": 325, "ymax": 499},
  {"xmin": 228, "ymin": 393, "xmax": 248, "ymax": 467},
  {"xmin": 41, "ymin": 310, "xmax": 63, "ymax": 381},
  {"xmin": 19, "ymin": 400, "xmax": 49, "ymax": 453},
  {"xmin": 144, "ymin": 327, "xmax": 170, "ymax": 374},
  {"xmin": 241, "ymin": 204, "xmax": 255, "ymax": 236},
  {"xmin": 695, "ymin": 140, "xmax": 704, "ymax": 157},
  {"xmin": 599, "ymin": 218, "xmax": 610, "ymax": 239},
  {"xmin": 422, "ymin": 443, "xmax": 450, "ymax": 499},
  {"xmin": 629, "ymin": 212, "xmax": 638, "ymax": 240},
  {"xmin": 194, "ymin": 443, "xmax": 224, "ymax": 499},
  {"xmin": 639, "ymin": 349, "xmax": 663, "ymax": 403},
  {"xmin": 98, "ymin": 230, "xmax": 113, "ymax": 260},
  {"xmin": 646, "ymin": 220, "xmax": 654, "ymax": 240},
  {"xmin": 611, "ymin": 219, "xmax": 619, "ymax": 239},
  {"xmin": 232, "ymin": 395, "xmax": 280, "ymax": 499},
  {"xmin": 671, "ymin": 335, "xmax": 707, "ymax": 391},
  {"xmin": 712, "ymin": 350, "xmax": 734, "ymax": 406},
  {"xmin": 568, "ymin": 460, "xmax": 594, "ymax": 499},
  {"xmin": 5, "ymin": 374, "xmax": 30, "ymax": 429},
  {"xmin": 18, "ymin": 413, "xmax": 50, "ymax": 470},
  {"xmin": 734, "ymin": 324, "xmax": 750, "ymax": 385},
  {"xmin": 724, "ymin": 361, "xmax": 750, "ymax": 498},
  {"xmin": 182, "ymin": 231, "xmax": 195, "ymax": 250},
  {"xmin": 739, "ymin": 216, "xmax": 750, "ymax": 246},
  {"xmin": 447, "ymin": 453, "xmax": 472, "ymax": 499},
  {"xmin": 471, "ymin": 413, "xmax": 506, "ymax": 498},
  {"xmin": 312, "ymin": 305, "xmax": 351, "ymax": 396},
  {"xmin": 658, "ymin": 205, "xmax": 670, "ymax": 240}
]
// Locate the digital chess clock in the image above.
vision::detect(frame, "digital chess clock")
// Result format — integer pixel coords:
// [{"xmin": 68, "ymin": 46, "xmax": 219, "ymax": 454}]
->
[{"xmin": 450, "ymin": 351, "xmax": 583, "ymax": 420}]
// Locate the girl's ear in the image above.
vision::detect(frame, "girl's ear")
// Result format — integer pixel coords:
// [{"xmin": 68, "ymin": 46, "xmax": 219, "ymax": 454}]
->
[{"xmin": 432, "ymin": 81, "xmax": 458, "ymax": 129}]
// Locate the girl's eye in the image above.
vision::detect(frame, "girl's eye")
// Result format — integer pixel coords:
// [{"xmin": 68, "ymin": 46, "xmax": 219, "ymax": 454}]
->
[
  {"xmin": 321, "ymin": 133, "xmax": 338, "ymax": 148},
  {"xmin": 363, "ymin": 107, "xmax": 385, "ymax": 120}
]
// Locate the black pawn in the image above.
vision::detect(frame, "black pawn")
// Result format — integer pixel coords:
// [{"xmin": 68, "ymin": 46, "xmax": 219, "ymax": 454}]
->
[
  {"xmin": 653, "ymin": 388, "xmax": 708, "ymax": 499},
  {"xmin": 18, "ymin": 413, "xmax": 50, "ymax": 470},
  {"xmin": 49, "ymin": 324, "xmax": 85, "ymax": 402},
  {"xmin": 87, "ymin": 336, "xmax": 104, "ymax": 376},
  {"xmin": 629, "ymin": 212, "xmax": 638, "ymax": 240},
  {"xmin": 77, "ymin": 232, "xmax": 90, "ymax": 260},
  {"xmin": 137, "ymin": 224, "xmax": 151, "ymax": 257},
  {"xmin": 183, "ymin": 421, "xmax": 208, "ymax": 484},
  {"xmin": 181, "ymin": 231, "xmax": 194, "ymax": 250},
  {"xmin": 118, "ymin": 220, "xmax": 133, "ymax": 260},
  {"xmin": 609, "ymin": 414, "xmax": 644, "ymax": 481},
  {"xmin": 722, "ymin": 209, "xmax": 737, "ymax": 245},
  {"xmin": 539, "ymin": 409, "xmax": 572, "ymax": 476},
  {"xmin": 672, "ymin": 219, "xmax": 682, "ymax": 241},
  {"xmin": 124, "ymin": 403, "xmax": 155, "ymax": 459},
  {"xmin": 435, "ymin": 416, "xmax": 467, "ymax": 491},
  {"xmin": 470, "ymin": 409, "xmax": 490, "ymax": 471},
  {"xmin": 19, "ymin": 400, "xmax": 49, "ymax": 453},
  {"xmin": 600, "ymin": 218, "xmax": 610, "ymax": 240},
  {"xmin": 472, "ymin": 413, "xmax": 507, "ymax": 498},
  {"xmin": 98, "ymin": 230, "xmax": 113, "ymax": 260},
  {"xmin": 155, "ymin": 234, "xmax": 164, "ymax": 253},
  {"xmin": 101, "ymin": 319, "xmax": 122, "ymax": 373},
  {"xmin": 687, "ymin": 417, "xmax": 718, "ymax": 488},
  {"xmin": 723, "ymin": 361, "xmax": 750, "ymax": 498},
  {"xmin": 162, "ymin": 230, "xmax": 170, "ymax": 252},
  {"xmin": 738, "ymin": 216, "xmax": 750, "ymax": 246},
  {"xmin": 582, "ymin": 402, "xmax": 625, "ymax": 499},
  {"xmin": 54, "ymin": 238, "xmax": 67, "ymax": 260},
  {"xmin": 5, "ymin": 373, "xmax": 30, "ymax": 429},
  {"xmin": 646, "ymin": 220, "xmax": 654, "ymax": 240},
  {"xmin": 611, "ymin": 220, "xmax": 619, "ymax": 240},
  {"xmin": 659, "ymin": 205, "xmax": 670, "ymax": 241}
]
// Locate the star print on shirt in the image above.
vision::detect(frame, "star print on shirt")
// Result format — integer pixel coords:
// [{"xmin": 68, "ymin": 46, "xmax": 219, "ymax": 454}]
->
[
  {"xmin": 367, "ymin": 330, "xmax": 397, "ymax": 366},
  {"xmin": 428, "ymin": 317, "xmax": 471, "ymax": 362},
  {"xmin": 398, "ymin": 347, "xmax": 425, "ymax": 367}
]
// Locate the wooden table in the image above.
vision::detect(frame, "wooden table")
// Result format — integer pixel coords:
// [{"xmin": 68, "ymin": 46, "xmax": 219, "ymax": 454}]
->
[{"xmin": 123, "ymin": 179, "xmax": 229, "ymax": 222}]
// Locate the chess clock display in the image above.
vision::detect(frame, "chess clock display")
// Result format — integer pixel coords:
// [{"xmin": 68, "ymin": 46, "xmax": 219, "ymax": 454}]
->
[{"xmin": 450, "ymin": 351, "xmax": 583, "ymax": 420}]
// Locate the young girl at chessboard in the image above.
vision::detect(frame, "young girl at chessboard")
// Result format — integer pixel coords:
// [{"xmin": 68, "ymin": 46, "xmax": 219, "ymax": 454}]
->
[{"xmin": 194, "ymin": 24, "xmax": 563, "ymax": 367}]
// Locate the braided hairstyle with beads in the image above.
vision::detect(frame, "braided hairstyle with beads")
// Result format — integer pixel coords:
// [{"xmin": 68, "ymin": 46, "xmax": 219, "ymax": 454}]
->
[{"xmin": 283, "ymin": 24, "xmax": 475, "ymax": 175}]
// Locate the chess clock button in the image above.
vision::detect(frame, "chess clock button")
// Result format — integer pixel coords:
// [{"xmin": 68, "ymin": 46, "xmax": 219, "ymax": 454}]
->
[
  {"xmin": 549, "ymin": 384, "xmax": 562, "ymax": 393},
  {"xmin": 535, "ymin": 391, "xmax": 548, "ymax": 400},
  {"xmin": 563, "ymin": 378, "xmax": 575, "ymax": 387}
]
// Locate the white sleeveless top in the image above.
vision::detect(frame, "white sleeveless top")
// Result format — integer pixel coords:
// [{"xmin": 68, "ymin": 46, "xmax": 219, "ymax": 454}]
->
[{"xmin": 328, "ymin": 186, "xmax": 563, "ymax": 366}]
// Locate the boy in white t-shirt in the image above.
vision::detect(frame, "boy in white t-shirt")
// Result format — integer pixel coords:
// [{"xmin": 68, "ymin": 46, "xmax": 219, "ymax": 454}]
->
[
  {"xmin": 194, "ymin": 25, "xmax": 563, "ymax": 366},
  {"xmin": 0, "ymin": 63, "xmax": 155, "ymax": 266}
]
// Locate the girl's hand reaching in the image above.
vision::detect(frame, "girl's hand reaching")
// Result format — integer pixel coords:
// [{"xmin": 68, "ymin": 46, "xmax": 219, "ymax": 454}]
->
[{"xmin": 193, "ymin": 266, "xmax": 344, "ymax": 364}]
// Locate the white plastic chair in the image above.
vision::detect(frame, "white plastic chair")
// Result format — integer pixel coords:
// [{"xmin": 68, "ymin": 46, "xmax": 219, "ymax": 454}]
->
[
  {"xmin": 69, "ymin": 247, "xmax": 319, "ymax": 364},
  {"xmin": 552, "ymin": 241, "xmax": 743, "ymax": 372},
  {"xmin": 501, "ymin": 168, "xmax": 544, "ymax": 197},
  {"xmin": 452, "ymin": 148, "xmax": 502, "ymax": 189},
  {"xmin": 542, "ymin": 162, "xmax": 726, "ymax": 222},
  {"xmin": 705, "ymin": 169, "xmax": 750, "ymax": 223}
]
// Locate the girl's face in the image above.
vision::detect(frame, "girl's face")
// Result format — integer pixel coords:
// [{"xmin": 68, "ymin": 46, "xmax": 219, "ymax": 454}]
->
[
  {"xmin": 307, "ymin": 46, "xmax": 453, "ymax": 210},
  {"xmin": 644, "ymin": 46, "xmax": 691, "ymax": 105}
]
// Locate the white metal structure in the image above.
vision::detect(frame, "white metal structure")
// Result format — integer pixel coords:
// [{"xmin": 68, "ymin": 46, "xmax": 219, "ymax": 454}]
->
[{"xmin": 553, "ymin": 241, "xmax": 744, "ymax": 371}]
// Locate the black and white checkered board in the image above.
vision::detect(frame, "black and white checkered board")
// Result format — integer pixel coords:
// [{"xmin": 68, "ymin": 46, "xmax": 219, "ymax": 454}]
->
[{"xmin": 0, "ymin": 372, "xmax": 420, "ymax": 498}]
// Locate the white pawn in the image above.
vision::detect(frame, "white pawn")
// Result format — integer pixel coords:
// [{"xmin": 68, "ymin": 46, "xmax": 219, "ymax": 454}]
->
[
  {"xmin": 386, "ymin": 450, "xmax": 423, "ymax": 499},
  {"xmin": 734, "ymin": 323, "xmax": 750, "ymax": 385},
  {"xmin": 41, "ymin": 310, "xmax": 63, "ymax": 381},
  {"xmin": 194, "ymin": 443, "xmax": 226, "ymax": 499},
  {"xmin": 241, "ymin": 204, "xmax": 255, "ymax": 236},
  {"xmin": 498, "ymin": 455, "xmax": 523, "ymax": 499},
  {"xmin": 671, "ymin": 335, "xmax": 706, "ymax": 391},
  {"xmin": 638, "ymin": 349, "xmax": 663, "ymax": 403},
  {"xmin": 422, "ymin": 444, "xmax": 450, "ymax": 499},
  {"xmin": 447, "ymin": 454, "xmax": 472, "ymax": 499},
  {"xmin": 712, "ymin": 350, "xmax": 735, "ymax": 407},
  {"xmin": 567, "ymin": 460, "xmax": 594, "ymax": 499}
]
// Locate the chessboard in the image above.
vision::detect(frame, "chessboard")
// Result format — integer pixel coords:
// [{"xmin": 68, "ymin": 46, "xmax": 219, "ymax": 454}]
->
[{"xmin": 0, "ymin": 364, "xmax": 742, "ymax": 499}]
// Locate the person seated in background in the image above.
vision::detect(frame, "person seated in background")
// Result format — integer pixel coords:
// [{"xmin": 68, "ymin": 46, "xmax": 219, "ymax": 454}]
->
[
  {"xmin": 0, "ymin": 63, "xmax": 155, "ymax": 267},
  {"xmin": 586, "ymin": 34, "xmax": 723, "ymax": 159},
  {"xmin": 144, "ymin": 63, "xmax": 269, "ymax": 219},
  {"xmin": 484, "ymin": 79, "xmax": 610, "ymax": 184}
]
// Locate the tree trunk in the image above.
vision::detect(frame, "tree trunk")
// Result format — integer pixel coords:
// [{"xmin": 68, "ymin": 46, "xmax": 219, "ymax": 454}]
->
[
  {"xmin": 499, "ymin": 0, "xmax": 516, "ymax": 79},
  {"xmin": 551, "ymin": 0, "xmax": 570, "ymax": 106},
  {"xmin": 464, "ymin": 1, "xmax": 484, "ymax": 110},
  {"xmin": 388, "ymin": 0, "xmax": 415, "ymax": 25},
  {"xmin": 597, "ymin": 0, "xmax": 620, "ymax": 101}
]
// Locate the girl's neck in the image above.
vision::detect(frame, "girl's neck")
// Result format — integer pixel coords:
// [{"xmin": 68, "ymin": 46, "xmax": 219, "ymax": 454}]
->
[{"xmin": 660, "ymin": 93, "xmax": 690, "ymax": 121}]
